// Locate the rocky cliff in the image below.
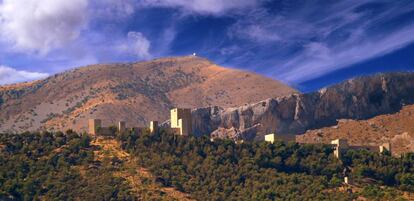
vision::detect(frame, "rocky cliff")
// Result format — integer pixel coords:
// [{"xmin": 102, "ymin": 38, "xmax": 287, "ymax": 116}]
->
[{"xmin": 192, "ymin": 72, "xmax": 414, "ymax": 140}]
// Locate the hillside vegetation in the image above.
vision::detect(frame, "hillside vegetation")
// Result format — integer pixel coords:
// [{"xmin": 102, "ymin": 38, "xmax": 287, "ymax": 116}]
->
[
  {"xmin": 0, "ymin": 131, "xmax": 135, "ymax": 200},
  {"xmin": 117, "ymin": 129, "xmax": 414, "ymax": 200},
  {"xmin": 1, "ymin": 130, "xmax": 414, "ymax": 200},
  {"xmin": 0, "ymin": 131, "xmax": 194, "ymax": 201}
]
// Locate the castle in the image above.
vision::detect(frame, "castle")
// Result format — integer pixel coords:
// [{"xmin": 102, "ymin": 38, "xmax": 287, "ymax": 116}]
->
[
  {"xmin": 264, "ymin": 133, "xmax": 296, "ymax": 143},
  {"xmin": 89, "ymin": 107, "xmax": 392, "ymax": 156},
  {"xmin": 88, "ymin": 108, "xmax": 192, "ymax": 136},
  {"xmin": 330, "ymin": 139, "xmax": 391, "ymax": 159},
  {"xmin": 170, "ymin": 108, "xmax": 192, "ymax": 136},
  {"xmin": 264, "ymin": 134, "xmax": 392, "ymax": 156}
]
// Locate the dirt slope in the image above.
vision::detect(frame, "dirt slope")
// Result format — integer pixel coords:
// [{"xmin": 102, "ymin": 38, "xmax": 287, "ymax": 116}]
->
[{"xmin": 0, "ymin": 56, "xmax": 296, "ymax": 133}]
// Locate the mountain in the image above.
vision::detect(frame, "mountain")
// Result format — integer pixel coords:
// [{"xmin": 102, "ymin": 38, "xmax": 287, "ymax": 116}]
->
[
  {"xmin": 191, "ymin": 72, "xmax": 414, "ymax": 142},
  {"xmin": 0, "ymin": 56, "xmax": 296, "ymax": 133}
]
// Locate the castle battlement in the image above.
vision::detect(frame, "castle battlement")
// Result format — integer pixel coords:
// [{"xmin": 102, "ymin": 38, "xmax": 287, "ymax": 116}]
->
[
  {"xmin": 88, "ymin": 119, "xmax": 149, "ymax": 136},
  {"xmin": 88, "ymin": 108, "xmax": 193, "ymax": 136},
  {"xmin": 331, "ymin": 139, "xmax": 391, "ymax": 159},
  {"xmin": 264, "ymin": 133, "xmax": 296, "ymax": 144}
]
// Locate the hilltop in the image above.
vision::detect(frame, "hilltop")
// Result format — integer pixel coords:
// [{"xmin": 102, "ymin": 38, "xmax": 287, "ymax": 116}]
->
[{"xmin": 0, "ymin": 56, "xmax": 296, "ymax": 132}]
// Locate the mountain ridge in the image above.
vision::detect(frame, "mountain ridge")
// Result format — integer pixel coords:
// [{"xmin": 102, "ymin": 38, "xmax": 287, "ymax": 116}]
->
[
  {"xmin": 191, "ymin": 72, "xmax": 414, "ymax": 142},
  {"xmin": 0, "ymin": 56, "xmax": 296, "ymax": 132}
]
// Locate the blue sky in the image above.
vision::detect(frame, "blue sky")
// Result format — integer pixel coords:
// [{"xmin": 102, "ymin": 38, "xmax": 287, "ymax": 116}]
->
[{"xmin": 0, "ymin": 0, "xmax": 413, "ymax": 92}]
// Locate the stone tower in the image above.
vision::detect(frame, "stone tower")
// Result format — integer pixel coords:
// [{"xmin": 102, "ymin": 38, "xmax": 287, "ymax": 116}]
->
[
  {"xmin": 150, "ymin": 121, "xmax": 158, "ymax": 133},
  {"xmin": 170, "ymin": 108, "xmax": 192, "ymax": 135},
  {"xmin": 265, "ymin": 134, "xmax": 275, "ymax": 144},
  {"xmin": 118, "ymin": 121, "xmax": 126, "ymax": 133},
  {"xmin": 331, "ymin": 139, "xmax": 349, "ymax": 159},
  {"xmin": 379, "ymin": 142, "xmax": 392, "ymax": 154},
  {"xmin": 89, "ymin": 119, "xmax": 102, "ymax": 135}
]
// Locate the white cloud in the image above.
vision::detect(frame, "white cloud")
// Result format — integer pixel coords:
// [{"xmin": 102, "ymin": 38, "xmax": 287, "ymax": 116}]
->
[
  {"xmin": 140, "ymin": 0, "xmax": 259, "ymax": 15},
  {"xmin": 0, "ymin": 0, "xmax": 89, "ymax": 55},
  {"xmin": 117, "ymin": 32, "xmax": 152, "ymax": 59},
  {"xmin": 0, "ymin": 65, "xmax": 49, "ymax": 85}
]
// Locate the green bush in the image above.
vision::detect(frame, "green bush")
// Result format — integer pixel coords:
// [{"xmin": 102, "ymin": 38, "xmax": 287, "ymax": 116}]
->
[{"xmin": 0, "ymin": 132, "xmax": 135, "ymax": 201}]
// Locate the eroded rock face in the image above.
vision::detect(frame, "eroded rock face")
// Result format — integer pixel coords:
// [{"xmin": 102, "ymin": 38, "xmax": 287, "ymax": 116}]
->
[{"xmin": 191, "ymin": 73, "xmax": 414, "ymax": 140}]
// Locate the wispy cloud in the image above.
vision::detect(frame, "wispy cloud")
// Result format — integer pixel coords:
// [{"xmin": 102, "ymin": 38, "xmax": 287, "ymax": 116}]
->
[
  {"xmin": 226, "ymin": 0, "xmax": 414, "ymax": 83},
  {"xmin": 0, "ymin": 65, "xmax": 49, "ymax": 85},
  {"xmin": 139, "ymin": 0, "xmax": 260, "ymax": 15},
  {"xmin": 278, "ymin": 25, "xmax": 414, "ymax": 82}
]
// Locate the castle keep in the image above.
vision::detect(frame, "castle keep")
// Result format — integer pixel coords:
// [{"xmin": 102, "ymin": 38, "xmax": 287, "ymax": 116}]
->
[
  {"xmin": 170, "ymin": 108, "xmax": 192, "ymax": 136},
  {"xmin": 88, "ymin": 108, "xmax": 193, "ymax": 136}
]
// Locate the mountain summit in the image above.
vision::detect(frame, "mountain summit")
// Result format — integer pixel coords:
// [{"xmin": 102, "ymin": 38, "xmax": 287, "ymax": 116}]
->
[{"xmin": 0, "ymin": 56, "xmax": 296, "ymax": 132}]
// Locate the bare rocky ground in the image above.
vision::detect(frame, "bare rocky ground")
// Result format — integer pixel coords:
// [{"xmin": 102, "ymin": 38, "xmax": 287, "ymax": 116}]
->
[
  {"xmin": 191, "ymin": 73, "xmax": 414, "ymax": 155},
  {"xmin": 297, "ymin": 104, "xmax": 414, "ymax": 156},
  {"xmin": 0, "ymin": 56, "xmax": 295, "ymax": 133}
]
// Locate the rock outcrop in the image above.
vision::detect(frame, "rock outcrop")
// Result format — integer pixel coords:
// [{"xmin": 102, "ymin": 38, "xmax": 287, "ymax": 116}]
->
[{"xmin": 191, "ymin": 72, "xmax": 414, "ymax": 140}]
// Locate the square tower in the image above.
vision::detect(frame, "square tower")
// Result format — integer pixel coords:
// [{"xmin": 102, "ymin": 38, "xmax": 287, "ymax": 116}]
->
[
  {"xmin": 379, "ymin": 142, "xmax": 391, "ymax": 154},
  {"xmin": 150, "ymin": 121, "xmax": 158, "ymax": 133},
  {"xmin": 331, "ymin": 139, "xmax": 349, "ymax": 159},
  {"xmin": 89, "ymin": 119, "xmax": 102, "ymax": 135},
  {"xmin": 265, "ymin": 134, "xmax": 275, "ymax": 144},
  {"xmin": 118, "ymin": 121, "xmax": 126, "ymax": 133},
  {"xmin": 170, "ymin": 108, "xmax": 192, "ymax": 135}
]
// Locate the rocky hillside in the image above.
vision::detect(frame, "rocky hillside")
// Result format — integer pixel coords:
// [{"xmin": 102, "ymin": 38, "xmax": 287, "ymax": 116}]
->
[
  {"xmin": 297, "ymin": 104, "xmax": 414, "ymax": 156},
  {"xmin": 191, "ymin": 73, "xmax": 414, "ymax": 141},
  {"xmin": 0, "ymin": 56, "xmax": 296, "ymax": 133}
]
